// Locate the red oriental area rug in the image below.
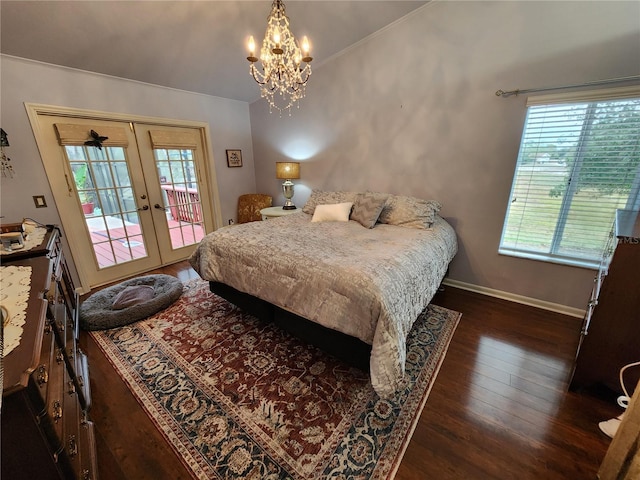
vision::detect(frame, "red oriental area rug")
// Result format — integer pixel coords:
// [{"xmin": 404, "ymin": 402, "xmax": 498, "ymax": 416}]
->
[{"xmin": 90, "ymin": 280, "xmax": 461, "ymax": 479}]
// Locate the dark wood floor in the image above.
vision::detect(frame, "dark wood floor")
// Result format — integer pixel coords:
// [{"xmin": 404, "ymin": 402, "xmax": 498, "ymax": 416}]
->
[{"xmin": 79, "ymin": 261, "xmax": 620, "ymax": 479}]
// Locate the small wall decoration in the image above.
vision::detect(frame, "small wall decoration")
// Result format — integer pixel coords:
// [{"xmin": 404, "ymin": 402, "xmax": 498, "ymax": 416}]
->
[
  {"xmin": 84, "ymin": 129, "xmax": 108, "ymax": 150},
  {"xmin": 1, "ymin": 128, "xmax": 14, "ymax": 178},
  {"xmin": 226, "ymin": 149, "xmax": 243, "ymax": 168}
]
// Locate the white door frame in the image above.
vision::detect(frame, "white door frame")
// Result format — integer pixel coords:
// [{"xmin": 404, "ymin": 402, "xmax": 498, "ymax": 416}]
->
[{"xmin": 26, "ymin": 103, "xmax": 223, "ymax": 293}]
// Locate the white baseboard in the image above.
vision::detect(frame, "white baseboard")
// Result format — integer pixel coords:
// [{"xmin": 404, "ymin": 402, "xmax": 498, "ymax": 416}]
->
[{"xmin": 442, "ymin": 279, "xmax": 586, "ymax": 319}]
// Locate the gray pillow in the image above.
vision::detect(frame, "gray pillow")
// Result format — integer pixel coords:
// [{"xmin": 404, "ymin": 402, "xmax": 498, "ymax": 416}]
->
[
  {"xmin": 302, "ymin": 190, "xmax": 359, "ymax": 215},
  {"xmin": 350, "ymin": 192, "xmax": 389, "ymax": 228},
  {"xmin": 378, "ymin": 195, "xmax": 442, "ymax": 229}
]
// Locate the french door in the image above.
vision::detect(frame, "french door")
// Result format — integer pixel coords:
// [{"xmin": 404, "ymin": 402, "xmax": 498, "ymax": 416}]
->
[{"xmin": 29, "ymin": 106, "xmax": 220, "ymax": 291}]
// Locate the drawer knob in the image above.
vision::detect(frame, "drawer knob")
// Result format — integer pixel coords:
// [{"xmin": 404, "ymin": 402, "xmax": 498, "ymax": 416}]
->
[
  {"xmin": 68, "ymin": 435, "xmax": 78, "ymax": 457},
  {"xmin": 52, "ymin": 400, "xmax": 63, "ymax": 420},
  {"xmin": 67, "ymin": 380, "xmax": 76, "ymax": 396},
  {"xmin": 56, "ymin": 349, "xmax": 64, "ymax": 364},
  {"xmin": 36, "ymin": 365, "xmax": 49, "ymax": 386}
]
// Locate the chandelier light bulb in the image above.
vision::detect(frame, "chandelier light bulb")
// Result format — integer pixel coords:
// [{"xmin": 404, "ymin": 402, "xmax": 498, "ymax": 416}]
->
[
  {"xmin": 301, "ymin": 36, "xmax": 310, "ymax": 55},
  {"xmin": 247, "ymin": 36, "xmax": 256, "ymax": 57},
  {"xmin": 273, "ymin": 28, "xmax": 281, "ymax": 47}
]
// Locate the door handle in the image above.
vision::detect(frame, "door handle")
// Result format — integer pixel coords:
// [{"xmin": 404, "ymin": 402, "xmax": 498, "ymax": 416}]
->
[
  {"xmin": 137, "ymin": 205, "xmax": 149, "ymax": 211},
  {"xmin": 154, "ymin": 204, "xmax": 168, "ymax": 211}
]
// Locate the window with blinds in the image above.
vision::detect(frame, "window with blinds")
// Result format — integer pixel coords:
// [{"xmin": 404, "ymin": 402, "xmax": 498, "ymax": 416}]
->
[{"xmin": 499, "ymin": 86, "xmax": 640, "ymax": 268}]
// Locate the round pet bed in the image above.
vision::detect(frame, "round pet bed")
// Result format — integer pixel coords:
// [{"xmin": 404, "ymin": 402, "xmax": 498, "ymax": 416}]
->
[{"xmin": 80, "ymin": 274, "xmax": 183, "ymax": 331}]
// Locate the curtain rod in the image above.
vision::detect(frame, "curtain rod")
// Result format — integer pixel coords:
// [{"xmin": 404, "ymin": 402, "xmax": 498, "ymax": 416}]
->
[{"xmin": 495, "ymin": 75, "xmax": 640, "ymax": 98}]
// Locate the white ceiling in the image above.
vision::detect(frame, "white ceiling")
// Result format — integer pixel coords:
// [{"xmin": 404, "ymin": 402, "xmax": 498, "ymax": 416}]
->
[{"xmin": 1, "ymin": 1, "xmax": 428, "ymax": 103}]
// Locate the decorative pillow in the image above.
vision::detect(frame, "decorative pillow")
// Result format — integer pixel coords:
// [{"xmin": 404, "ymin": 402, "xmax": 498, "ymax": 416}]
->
[
  {"xmin": 378, "ymin": 195, "xmax": 442, "ymax": 229},
  {"xmin": 112, "ymin": 285, "xmax": 155, "ymax": 310},
  {"xmin": 350, "ymin": 192, "xmax": 389, "ymax": 228},
  {"xmin": 311, "ymin": 202, "xmax": 354, "ymax": 222},
  {"xmin": 302, "ymin": 190, "xmax": 359, "ymax": 215}
]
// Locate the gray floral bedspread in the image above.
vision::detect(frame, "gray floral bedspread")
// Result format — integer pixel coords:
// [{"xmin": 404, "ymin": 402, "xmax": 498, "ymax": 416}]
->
[{"xmin": 189, "ymin": 213, "xmax": 458, "ymax": 397}]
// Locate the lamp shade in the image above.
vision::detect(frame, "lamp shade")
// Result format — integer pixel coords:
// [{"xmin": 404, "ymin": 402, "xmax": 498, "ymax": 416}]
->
[{"xmin": 276, "ymin": 162, "xmax": 300, "ymax": 180}]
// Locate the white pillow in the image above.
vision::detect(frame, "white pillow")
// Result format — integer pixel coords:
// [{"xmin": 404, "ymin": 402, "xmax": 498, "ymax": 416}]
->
[{"xmin": 311, "ymin": 202, "xmax": 353, "ymax": 222}]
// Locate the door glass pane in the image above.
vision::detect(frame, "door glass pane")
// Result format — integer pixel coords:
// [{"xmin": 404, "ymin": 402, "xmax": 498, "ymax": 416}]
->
[
  {"xmin": 67, "ymin": 145, "xmax": 148, "ymax": 268},
  {"xmin": 154, "ymin": 148, "xmax": 205, "ymax": 249}
]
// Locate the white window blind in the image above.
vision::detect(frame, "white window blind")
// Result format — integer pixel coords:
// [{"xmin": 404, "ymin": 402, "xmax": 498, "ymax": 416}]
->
[{"xmin": 499, "ymin": 87, "xmax": 640, "ymax": 268}]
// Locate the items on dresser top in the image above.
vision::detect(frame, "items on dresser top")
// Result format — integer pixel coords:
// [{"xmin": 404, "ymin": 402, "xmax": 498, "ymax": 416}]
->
[
  {"xmin": 0, "ymin": 231, "xmax": 24, "ymax": 251},
  {"xmin": 0, "ymin": 219, "xmax": 48, "ymax": 255}
]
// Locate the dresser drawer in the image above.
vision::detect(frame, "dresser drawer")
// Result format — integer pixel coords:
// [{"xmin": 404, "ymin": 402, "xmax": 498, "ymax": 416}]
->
[
  {"xmin": 33, "ymin": 319, "xmax": 56, "ymax": 404},
  {"xmin": 51, "ymin": 302, "xmax": 76, "ymax": 368},
  {"xmin": 79, "ymin": 417, "xmax": 99, "ymax": 480},
  {"xmin": 582, "ymin": 268, "xmax": 606, "ymax": 335},
  {"xmin": 50, "ymin": 301, "xmax": 68, "ymax": 351},
  {"xmin": 63, "ymin": 365, "xmax": 82, "ymax": 476},
  {"xmin": 65, "ymin": 304, "xmax": 77, "ymax": 365},
  {"xmin": 47, "ymin": 343, "xmax": 67, "ymax": 448},
  {"xmin": 75, "ymin": 349, "xmax": 92, "ymax": 411}
]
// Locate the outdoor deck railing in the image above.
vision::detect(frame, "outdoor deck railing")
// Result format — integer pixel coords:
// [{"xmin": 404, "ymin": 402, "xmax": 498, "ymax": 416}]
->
[{"xmin": 161, "ymin": 185, "xmax": 202, "ymax": 223}]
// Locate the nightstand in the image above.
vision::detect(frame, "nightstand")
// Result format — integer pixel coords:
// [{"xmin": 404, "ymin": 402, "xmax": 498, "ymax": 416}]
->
[{"xmin": 260, "ymin": 206, "xmax": 301, "ymax": 220}]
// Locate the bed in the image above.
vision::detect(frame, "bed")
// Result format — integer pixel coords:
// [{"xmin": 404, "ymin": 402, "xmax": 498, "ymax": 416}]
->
[{"xmin": 189, "ymin": 191, "xmax": 458, "ymax": 397}]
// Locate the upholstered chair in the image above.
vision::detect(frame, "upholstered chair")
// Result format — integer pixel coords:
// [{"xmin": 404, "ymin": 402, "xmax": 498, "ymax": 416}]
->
[{"xmin": 237, "ymin": 194, "xmax": 272, "ymax": 223}]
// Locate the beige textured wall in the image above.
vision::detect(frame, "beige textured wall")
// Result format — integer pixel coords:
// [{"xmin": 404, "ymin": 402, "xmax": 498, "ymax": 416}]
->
[{"xmin": 250, "ymin": 1, "xmax": 640, "ymax": 310}]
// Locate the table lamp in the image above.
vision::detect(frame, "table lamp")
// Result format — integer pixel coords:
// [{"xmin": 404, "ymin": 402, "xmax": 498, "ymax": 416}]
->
[{"xmin": 276, "ymin": 162, "xmax": 300, "ymax": 210}]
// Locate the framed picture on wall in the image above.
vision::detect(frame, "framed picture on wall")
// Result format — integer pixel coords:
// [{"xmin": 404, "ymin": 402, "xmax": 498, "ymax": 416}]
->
[{"xmin": 226, "ymin": 149, "xmax": 242, "ymax": 167}]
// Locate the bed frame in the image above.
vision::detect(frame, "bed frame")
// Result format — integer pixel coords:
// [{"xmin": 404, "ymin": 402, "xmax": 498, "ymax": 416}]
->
[{"xmin": 209, "ymin": 281, "xmax": 372, "ymax": 371}]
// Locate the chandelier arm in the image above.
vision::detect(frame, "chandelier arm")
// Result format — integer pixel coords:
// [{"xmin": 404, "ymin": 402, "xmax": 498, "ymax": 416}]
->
[
  {"xmin": 294, "ymin": 69, "xmax": 312, "ymax": 87},
  {"xmin": 285, "ymin": 76, "xmax": 310, "ymax": 92},
  {"xmin": 249, "ymin": 65, "xmax": 270, "ymax": 86}
]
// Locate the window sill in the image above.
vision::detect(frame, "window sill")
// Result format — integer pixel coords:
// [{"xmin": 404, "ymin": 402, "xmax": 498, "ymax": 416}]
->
[{"xmin": 498, "ymin": 248, "xmax": 599, "ymax": 270}]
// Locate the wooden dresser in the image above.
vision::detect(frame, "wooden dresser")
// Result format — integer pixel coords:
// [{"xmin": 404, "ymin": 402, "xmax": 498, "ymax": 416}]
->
[
  {"xmin": 2, "ymin": 227, "xmax": 98, "ymax": 479},
  {"xmin": 570, "ymin": 209, "xmax": 640, "ymax": 396}
]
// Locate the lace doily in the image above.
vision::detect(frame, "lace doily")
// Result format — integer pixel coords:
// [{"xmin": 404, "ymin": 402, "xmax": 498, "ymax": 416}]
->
[{"xmin": 1, "ymin": 265, "xmax": 32, "ymax": 357}]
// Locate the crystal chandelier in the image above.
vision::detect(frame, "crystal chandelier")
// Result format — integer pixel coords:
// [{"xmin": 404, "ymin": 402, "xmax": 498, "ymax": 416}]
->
[{"xmin": 246, "ymin": 0, "xmax": 312, "ymax": 115}]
